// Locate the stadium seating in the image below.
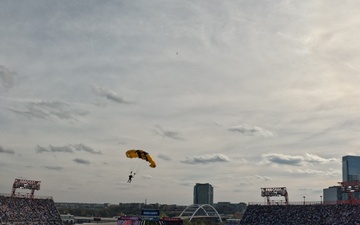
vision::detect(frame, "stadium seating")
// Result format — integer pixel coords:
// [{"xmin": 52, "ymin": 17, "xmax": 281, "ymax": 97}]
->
[
  {"xmin": 240, "ymin": 204, "xmax": 360, "ymax": 225},
  {"xmin": 0, "ymin": 195, "xmax": 63, "ymax": 224}
]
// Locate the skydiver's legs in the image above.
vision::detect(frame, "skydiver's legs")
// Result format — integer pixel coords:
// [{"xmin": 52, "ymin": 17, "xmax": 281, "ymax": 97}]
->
[{"xmin": 128, "ymin": 174, "xmax": 133, "ymax": 183}]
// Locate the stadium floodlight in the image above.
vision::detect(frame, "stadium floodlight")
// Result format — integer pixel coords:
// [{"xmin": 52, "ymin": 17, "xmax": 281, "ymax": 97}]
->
[
  {"xmin": 11, "ymin": 179, "xmax": 41, "ymax": 199},
  {"xmin": 261, "ymin": 187, "xmax": 289, "ymax": 205},
  {"xmin": 338, "ymin": 180, "xmax": 360, "ymax": 204}
]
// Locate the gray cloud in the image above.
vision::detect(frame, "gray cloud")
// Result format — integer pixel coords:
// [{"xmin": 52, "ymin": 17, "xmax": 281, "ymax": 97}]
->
[
  {"xmin": 44, "ymin": 166, "xmax": 63, "ymax": 171},
  {"xmin": 36, "ymin": 144, "xmax": 101, "ymax": 154},
  {"xmin": 176, "ymin": 180, "xmax": 195, "ymax": 187},
  {"xmin": 302, "ymin": 153, "xmax": 338, "ymax": 163},
  {"xmin": 36, "ymin": 145, "xmax": 73, "ymax": 153},
  {"xmin": 158, "ymin": 153, "xmax": 172, "ymax": 161},
  {"xmin": 263, "ymin": 154, "xmax": 303, "ymax": 166},
  {"xmin": 153, "ymin": 125, "xmax": 184, "ymax": 140},
  {"xmin": 0, "ymin": 146, "xmax": 15, "ymax": 154},
  {"xmin": 180, "ymin": 153, "xmax": 230, "ymax": 164},
  {"xmin": 244, "ymin": 175, "xmax": 272, "ymax": 181},
  {"xmin": 49, "ymin": 145, "xmax": 74, "ymax": 153},
  {"xmin": 9, "ymin": 101, "xmax": 89, "ymax": 121},
  {"xmin": 289, "ymin": 168, "xmax": 339, "ymax": 177},
  {"xmin": 261, "ymin": 153, "xmax": 338, "ymax": 166},
  {"xmin": 92, "ymin": 85, "xmax": 131, "ymax": 104},
  {"xmin": 35, "ymin": 145, "xmax": 51, "ymax": 153},
  {"xmin": 73, "ymin": 158, "xmax": 91, "ymax": 165},
  {"xmin": 0, "ymin": 65, "xmax": 17, "ymax": 91},
  {"xmin": 72, "ymin": 144, "xmax": 102, "ymax": 154},
  {"xmin": 228, "ymin": 124, "xmax": 276, "ymax": 137}
]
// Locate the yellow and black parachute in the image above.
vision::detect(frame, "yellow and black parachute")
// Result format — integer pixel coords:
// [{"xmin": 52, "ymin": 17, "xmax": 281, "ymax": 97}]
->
[{"xmin": 125, "ymin": 149, "xmax": 156, "ymax": 168}]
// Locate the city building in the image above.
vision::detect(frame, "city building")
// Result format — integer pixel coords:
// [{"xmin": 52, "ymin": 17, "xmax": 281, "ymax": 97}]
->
[
  {"xmin": 323, "ymin": 186, "xmax": 342, "ymax": 204},
  {"xmin": 342, "ymin": 155, "xmax": 360, "ymax": 182},
  {"xmin": 342, "ymin": 155, "xmax": 360, "ymax": 200},
  {"xmin": 323, "ymin": 155, "xmax": 360, "ymax": 203},
  {"xmin": 193, "ymin": 183, "xmax": 213, "ymax": 205}
]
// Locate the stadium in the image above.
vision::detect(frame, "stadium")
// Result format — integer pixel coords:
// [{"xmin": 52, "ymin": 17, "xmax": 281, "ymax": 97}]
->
[
  {"xmin": 3, "ymin": 178, "xmax": 360, "ymax": 224},
  {"xmin": 239, "ymin": 185, "xmax": 360, "ymax": 225},
  {"xmin": 0, "ymin": 179, "xmax": 184, "ymax": 225},
  {"xmin": 0, "ymin": 179, "xmax": 63, "ymax": 224}
]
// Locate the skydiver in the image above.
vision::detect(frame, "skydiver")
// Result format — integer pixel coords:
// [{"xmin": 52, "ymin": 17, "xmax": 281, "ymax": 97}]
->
[
  {"xmin": 127, "ymin": 174, "xmax": 133, "ymax": 183},
  {"xmin": 127, "ymin": 171, "xmax": 135, "ymax": 183}
]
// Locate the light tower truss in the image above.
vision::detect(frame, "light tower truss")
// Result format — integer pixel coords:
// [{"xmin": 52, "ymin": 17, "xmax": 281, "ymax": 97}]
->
[
  {"xmin": 11, "ymin": 178, "xmax": 41, "ymax": 199},
  {"xmin": 261, "ymin": 187, "xmax": 288, "ymax": 205},
  {"xmin": 338, "ymin": 180, "xmax": 360, "ymax": 204}
]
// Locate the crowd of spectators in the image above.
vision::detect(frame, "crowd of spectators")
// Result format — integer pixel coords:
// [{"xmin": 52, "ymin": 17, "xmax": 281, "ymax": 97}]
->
[
  {"xmin": 240, "ymin": 204, "xmax": 360, "ymax": 225},
  {"xmin": 0, "ymin": 195, "xmax": 63, "ymax": 224}
]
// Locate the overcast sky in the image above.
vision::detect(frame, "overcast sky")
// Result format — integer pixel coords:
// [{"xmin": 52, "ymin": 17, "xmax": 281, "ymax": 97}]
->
[{"xmin": 1, "ymin": 0, "xmax": 360, "ymax": 206}]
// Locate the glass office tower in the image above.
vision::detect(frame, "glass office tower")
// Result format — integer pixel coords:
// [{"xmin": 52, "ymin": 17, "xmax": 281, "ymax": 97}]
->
[
  {"xmin": 342, "ymin": 155, "xmax": 360, "ymax": 181},
  {"xmin": 193, "ymin": 183, "xmax": 213, "ymax": 204}
]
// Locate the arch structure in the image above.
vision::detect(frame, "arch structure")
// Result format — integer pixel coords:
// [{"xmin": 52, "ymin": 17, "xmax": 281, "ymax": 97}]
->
[{"xmin": 178, "ymin": 204, "xmax": 222, "ymax": 222}]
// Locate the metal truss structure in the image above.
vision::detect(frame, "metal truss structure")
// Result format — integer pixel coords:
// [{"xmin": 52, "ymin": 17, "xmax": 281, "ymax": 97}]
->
[
  {"xmin": 261, "ymin": 187, "xmax": 289, "ymax": 205},
  {"xmin": 178, "ymin": 204, "xmax": 222, "ymax": 222}
]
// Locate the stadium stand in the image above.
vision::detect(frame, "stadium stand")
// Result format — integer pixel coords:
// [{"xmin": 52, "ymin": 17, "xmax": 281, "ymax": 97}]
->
[
  {"xmin": 240, "ymin": 204, "xmax": 360, "ymax": 225},
  {"xmin": 0, "ymin": 194, "xmax": 63, "ymax": 224}
]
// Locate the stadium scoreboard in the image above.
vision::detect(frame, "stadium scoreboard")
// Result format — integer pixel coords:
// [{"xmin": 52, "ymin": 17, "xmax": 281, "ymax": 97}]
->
[{"xmin": 261, "ymin": 187, "xmax": 287, "ymax": 197}]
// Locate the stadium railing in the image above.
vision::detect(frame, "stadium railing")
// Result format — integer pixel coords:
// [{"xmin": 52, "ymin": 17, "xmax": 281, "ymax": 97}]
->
[
  {"xmin": 0, "ymin": 192, "xmax": 53, "ymax": 199},
  {"xmin": 247, "ymin": 201, "xmax": 336, "ymax": 205}
]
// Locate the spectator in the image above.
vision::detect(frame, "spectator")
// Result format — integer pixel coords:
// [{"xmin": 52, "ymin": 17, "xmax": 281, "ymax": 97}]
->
[
  {"xmin": 240, "ymin": 204, "xmax": 360, "ymax": 225},
  {"xmin": 0, "ymin": 195, "xmax": 63, "ymax": 224}
]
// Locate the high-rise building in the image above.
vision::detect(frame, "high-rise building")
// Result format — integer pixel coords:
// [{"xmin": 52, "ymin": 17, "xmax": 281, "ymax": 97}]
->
[
  {"xmin": 323, "ymin": 155, "xmax": 360, "ymax": 203},
  {"xmin": 193, "ymin": 183, "xmax": 213, "ymax": 205},
  {"xmin": 323, "ymin": 186, "xmax": 342, "ymax": 204},
  {"xmin": 342, "ymin": 155, "xmax": 360, "ymax": 181},
  {"xmin": 341, "ymin": 155, "xmax": 360, "ymax": 200}
]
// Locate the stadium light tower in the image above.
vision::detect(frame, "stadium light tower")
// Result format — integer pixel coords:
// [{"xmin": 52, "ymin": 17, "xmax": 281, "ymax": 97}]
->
[
  {"xmin": 338, "ymin": 180, "xmax": 360, "ymax": 204},
  {"xmin": 261, "ymin": 187, "xmax": 288, "ymax": 205},
  {"xmin": 11, "ymin": 178, "xmax": 41, "ymax": 199}
]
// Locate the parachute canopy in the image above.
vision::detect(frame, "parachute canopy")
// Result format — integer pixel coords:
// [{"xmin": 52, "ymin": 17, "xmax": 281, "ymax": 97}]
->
[{"xmin": 126, "ymin": 149, "xmax": 156, "ymax": 168}]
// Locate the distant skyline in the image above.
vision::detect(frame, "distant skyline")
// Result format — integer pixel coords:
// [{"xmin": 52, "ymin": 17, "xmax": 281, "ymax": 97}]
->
[{"xmin": 1, "ymin": 0, "xmax": 360, "ymax": 205}]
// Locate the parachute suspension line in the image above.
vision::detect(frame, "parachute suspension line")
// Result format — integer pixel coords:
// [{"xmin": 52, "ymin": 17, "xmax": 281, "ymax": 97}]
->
[
  {"xmin": 125, "ymin": 149, "xmax": 156, "ymax": 177},
  {"xmin": 132, "ymin": 150, "xmax": 144, "ymax": 174},
  {"xmin": 130, "ymin": 158, "xmax": 141, "ymax": 175},
  {"xmin": 134, "ymin": 159, "xmax": 146, "ymax": 174},
  {"xmin": 129, "ymin": 158, "xmax": 134, "ymax": 174}
]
